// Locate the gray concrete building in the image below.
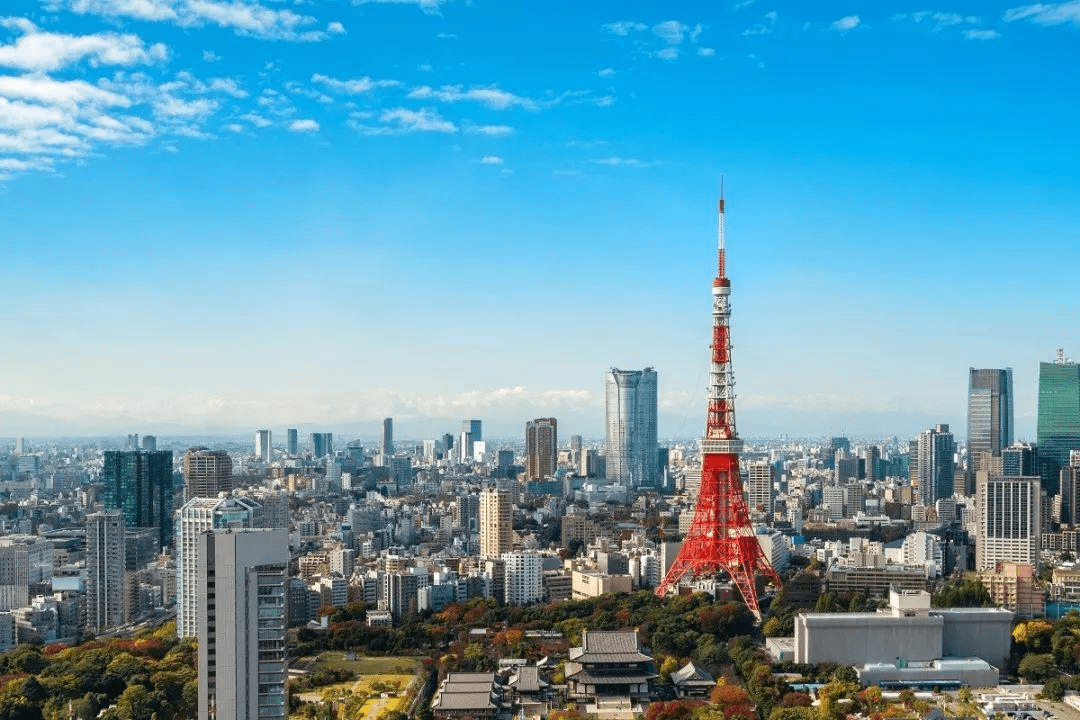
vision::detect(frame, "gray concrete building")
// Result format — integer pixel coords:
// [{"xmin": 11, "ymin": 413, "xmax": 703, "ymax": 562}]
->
[
  {"xmin": 794, "ymin": 589, "xmax": 1012, "ymax": 687},
  {"xmin": 197, "ymin": 528, "xmax": 288, "ymax": 720}
]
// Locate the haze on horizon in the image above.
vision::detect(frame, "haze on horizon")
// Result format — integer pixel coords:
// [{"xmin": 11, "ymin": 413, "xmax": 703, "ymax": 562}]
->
[{"xmin": 1, "ymin": 0, "xmax": 1077, "ymax": 443}]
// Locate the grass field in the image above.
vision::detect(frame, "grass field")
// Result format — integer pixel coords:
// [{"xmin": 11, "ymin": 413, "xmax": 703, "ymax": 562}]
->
[
  {"xmin": 291, "ymin": 653, "xmax": 421, "ymax": 720},
  {"xmin": 306, "ymin": 652, "xmax": 421, "ymax": 676}
]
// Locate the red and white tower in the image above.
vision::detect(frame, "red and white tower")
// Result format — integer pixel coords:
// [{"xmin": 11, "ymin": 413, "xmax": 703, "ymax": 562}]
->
[{"xmin": 655, "ymin": 192, "xmax": 782, "ymax": 617}]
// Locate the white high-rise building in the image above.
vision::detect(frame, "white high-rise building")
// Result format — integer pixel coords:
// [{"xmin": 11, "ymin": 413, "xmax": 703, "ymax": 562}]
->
[
  {"xmin": 747, "ymin": 461, "xmax": 774, "ymax": 517},
  {"xmin": 254, "ymin": 429, "xmax": 272, "ymax": 463},
  {"xmin": 605, "ymin": 367, "xmax": 658, "ymax": 488},
  {"xmin": 461, "ymin": 419, "xmax": 482, "ymax": 462},
  {"xmin": 176, "ymin": 496, "xmax": 260, "ymax": 638},
  {"xmin": 502, "ymin": 552, "xmax": 543, "ymax": 605},
  {"xmin": 976, "ymin": 474, "xmax": 1040, "ymax": 570},
  {"xmin": 479, "ymin": 487, "xmax": 511, "ymax": 558},
  {"xmin": 198, "ymin": 528, "xmax": 288, "ymax": 720},
  {"xmin": 86, "ymin": 510, "xmax": 126, "ymax": 631}
]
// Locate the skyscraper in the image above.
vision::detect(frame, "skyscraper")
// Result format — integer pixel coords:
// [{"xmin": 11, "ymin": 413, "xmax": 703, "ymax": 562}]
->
[
  {"xmin": 461, "ymin": 419, "xmax": 482, "ymax": 462},
  {"xmin": 176, "ymin": 495, "xmax": 260, "ymax": 639},
  {"xmin": 141, "ymin": 435, "xmax": 157, "ymax": 451},
  {"xmin": 101, "ymin": 450, "xmax": 174, "ymax": 549},
  {"xmin": 914, "ymin": 424, "xmax": 955, "ymax": 506},
  {"xmin": 286, "ymin": 429, "xmax": 298, "ymax": 456},
  {"xmin": 86, "ymin": 510, "xmax": 126, "ymax": 631},
  {"xmin": 746, "ymin": 461, "xmax": 774, "ymax": 517},
  {"xmin": 525, "ymin": 417, "xmax": 558, "ymax": 481},
  {"xmin": 976, "ymin": 473, "xmax": 1040, "ymax": 570},
  {"xmin": 968, "ymin": 368, "xmax": 1014, "ymax": 459},
  {"xmin": 479, "ymin": 487, "xmax": 511, "ymax": 558},
  {"xmin": 605, "ymin": 367, "xmax": 658, "ymax": 488},
  {"xmin": 198, "ymin": 528, "xmax": 288, "ymax": 720},
  {"xmin": 182, "ymin": 448, "xmax": 234, "ymax": 502},
  {"xmin": 382, "ymin": 418, "xmax": 394, "ymax": 456},
  {"xmin": 1037, "ymin": 350, "xmax": 1080, "ymax": 496},
  {"xmin": 310, "ymin": 432, "xmax": 333, "ymax": 458},
  {"xmin": 254, "ymin": 429, "xmax": 272, "ymax": 463},
  {"xmin": 968, "ymin": 368, "xmax": 1014, "ymax": 489}
]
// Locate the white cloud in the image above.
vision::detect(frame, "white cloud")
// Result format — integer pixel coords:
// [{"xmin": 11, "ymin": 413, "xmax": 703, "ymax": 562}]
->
[
  {"xmin": 153, "ymin": 94, "xmax": 216, "ymax": 119},
  {"xmin": 224, "ymin": 122, "xmax": 243, "ymax": 132},
  {"xmin": 591, "ymin": 156, "xmax": 655, "ymax": 167},
  {"xmin": 963, "ymin": 28, "xmax": 1002, "ymax": 38},
  {"xmin": 51, "ymin": 0, "xmax": 343, "ymax": 41},
  {"xmin": 1004, "ymin": 1, "xmax": 1080, "ymax": 26},
  {"xmin": 604, "ymin": 21, "xmax": 647, "ymax": 36},
  {"xmin": 289, "ymin": 118, "xmax": 319, "ymax": 132},
  {"xmin": 743, "ymin": 24, "xmax": 771, "ymax": 36},
  {"xmin": 352, "ymin": 0, "xmax": 448, "ymax": 13},
  {"xmin": 239, "ymin": 112, "xmax": 271, "ymax": 127},
  {"xmin": 352, "ymin": 106, "xmax": 457, "ymax": 135},
  {"xmin": 60, "ymin": 0, "xmax": 180, "ymax": 21},
  {"xmin": 0, "ymin": 18, "xmax": 168, "ymax": 72},
  {"xmin": 598, "ymin": 67, "xmax": 616, "ymax": 78},
  {"xmin": 832, "ymin": 15, "xmax": 861, "ymax": 30},
  {"xmin": 654, "ymin": 47, "xmax": 679, "ymax": 60},
  {"xmin": 311, "ymin": 73, "xmax": 399, "ymax": 94},
  {"xmin": 466, "ymin": 123, "xmax": 513, "ymax": 136},
  {"xmin": 478, "ymin": 155, "xmax": 502, "ymax": 165},
  {"xmin": 653, "ymin": 20, "xmax": 689, "ymax": 44},
  {"xmin": 408, "ymin": 84, "xmax": 536, "ymax": 110},
  {"xmin": 202, "ymin": 49, "xmax": 220, "ymax": 61},
  {"xmin": 0, "ymin": 75, "xmax": 129, "ymax": 108},
  {"xmin": 698, "ymin": 47, "xmax": 716, "ymax": 56}
]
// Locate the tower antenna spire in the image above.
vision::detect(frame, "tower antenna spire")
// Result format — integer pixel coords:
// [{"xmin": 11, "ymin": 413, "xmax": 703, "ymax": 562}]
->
[{"xmin": 655, "ymin": 187, "xmax": 782, "ymax": 618}]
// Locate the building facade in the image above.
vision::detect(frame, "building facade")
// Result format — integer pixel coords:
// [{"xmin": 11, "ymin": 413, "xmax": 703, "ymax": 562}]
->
[
  {"xmin": 479, "ymin": 488, "xmax": 511, "ymax": 558},
  {"xmin": 86, "ymin": 510, "xmax": 126, "ymax": 631},
  {"xmin": 382, "ymin": 418, "xmax": 394, "ymax": 456},
  {"xmin": 101, "ymin": 449, "xmax": 174, "ymax": 549},
  {"xmin": 1038, "ymin": 352, "xmax": 1080, "ymax": 496},
  {"xmin": 605, "ymin": 367, "xmax": 658, "ymax": 488},
  {"xmin": 254, "ymin": 430, "xmax": 271, "ymax": 463},
  {"xmin": 976, "ymin": 474, "xmax": 1041, "ymax": 570},
  {"xmin": 914, "ymin": 424, "xmax": 955, "ymax": 506},
  {"xmin": 182, "ymin": 448, "xmax": 234, "ymax": 502},
  {"xmin": 968, "ymin": 368, "xmax": 1014, "ymax": 489},
  {"xmin": 197, "ymin": 528, "xmax": 288, "ymax": 720},
  {"xmin": 176, "ymin": 495, "xmax": 260, "ymax": 639},
  {"xmin": 525, "ymin": 418, "xmax": 558, "ymax": 481}
]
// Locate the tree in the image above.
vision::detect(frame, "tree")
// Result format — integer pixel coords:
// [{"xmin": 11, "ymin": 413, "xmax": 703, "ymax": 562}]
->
[
  {"xmin": 831, "ymin": 666, "xmax": 858, "ymax": 685},
  {"xmin": 659, "ymin": 657, "xmax": 681, "ymax": 684},
  {"xmin": 1017, "ymin": 653, "xmax": 1058, "ymax": 683},
  {"xmin": 1041, "ymin": 677, "xmax": 1065, "ymax": 701}
]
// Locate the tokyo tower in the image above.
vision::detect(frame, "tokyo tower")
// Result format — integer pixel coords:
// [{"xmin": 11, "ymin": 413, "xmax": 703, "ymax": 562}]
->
[{"xmin": 655, "ymin": 191, "xmax": 783, "ymax": 618}]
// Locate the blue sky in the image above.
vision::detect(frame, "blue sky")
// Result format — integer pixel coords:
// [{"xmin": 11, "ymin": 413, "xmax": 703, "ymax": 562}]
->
[{"xmin": 1, "ymin": 0, "xmax": 1078, "ymax": 441}]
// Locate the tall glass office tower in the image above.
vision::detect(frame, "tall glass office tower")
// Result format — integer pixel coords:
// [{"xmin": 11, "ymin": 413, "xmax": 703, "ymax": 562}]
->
[
  {"xmin": 968, "ymin": 368, "xmax": 1013, "ymax": 458},
  {"xmin": 101, "ymin": 449, "xmax": 174, "ymax": 548},
  {"xmin": 605, "ymin": 367, "xmax": 658, "ymax": 488},
  {"xmin": 1038, "ymin": 350, "xmax": 1080, "ymax": 496}
]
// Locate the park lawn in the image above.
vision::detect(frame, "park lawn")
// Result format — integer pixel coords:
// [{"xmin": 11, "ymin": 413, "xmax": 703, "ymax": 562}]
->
[{"xmin": 308, "ymin": 652, "xmax": 421, "ymax": 676}]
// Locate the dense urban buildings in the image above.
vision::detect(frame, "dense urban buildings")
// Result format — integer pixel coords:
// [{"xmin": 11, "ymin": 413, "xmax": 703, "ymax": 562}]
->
[{"xmin": 604, "ymin": 367, "xmax": 658, "ymax": 488}]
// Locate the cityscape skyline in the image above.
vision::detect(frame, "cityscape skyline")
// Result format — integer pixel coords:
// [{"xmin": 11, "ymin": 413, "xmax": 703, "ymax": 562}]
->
[{"xmin": 2, "ymin": 1, "xmax": 1078, "ymax": 440}]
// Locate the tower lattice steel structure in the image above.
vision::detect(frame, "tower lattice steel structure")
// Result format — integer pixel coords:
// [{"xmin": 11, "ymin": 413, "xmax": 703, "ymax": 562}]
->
[{"xmin": 655, "ymin": 192, "xmax": 783, "ymax": 617}]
